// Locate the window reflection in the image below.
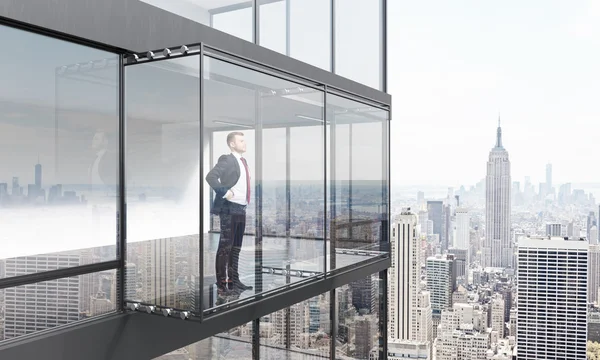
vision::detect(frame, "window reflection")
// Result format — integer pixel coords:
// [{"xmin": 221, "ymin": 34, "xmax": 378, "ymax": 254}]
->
[
  {"xmin": 327, "ymin": 94, "xmax": 389, "ymax": 271},
  {"xmin": 335, "ymin": 0, "xmax": 383, "ymax": 89},
  {"xmin": 258, "ymin": 0, "xmax": 331, "ymax": 70},
  {"xmin": 140, "ymin": 0, "xmax": 253, "ymax": 42},
  {"xmin": 0, "ymin": 270, "xmax": 116, "ymax": 341},
  {"xmin": 0, "ymin": 24, "xmax": 119, "ymax": 272},
  {"xmin": 336, "ymin": 274, "xmax": 381, "ymax": 359}
]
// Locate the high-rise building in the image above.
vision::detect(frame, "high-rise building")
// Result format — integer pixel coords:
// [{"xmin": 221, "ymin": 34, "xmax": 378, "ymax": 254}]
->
[
  {"xmin": 454, "ymin": 208, "xmax": 470, "ymax": 250},
  {"xmin": 413, "ymin": 291, "xmax": 433, "ymax": 358},
  {"xmin": 418, "ymin": 210, "xmax": 429, "ymax": 236},
  {"xmin": 484, "ymin": 119, "xmax": 512, "ymax": 268},
  {"xmin": 427, "ymin": 201, "xmax": 443, "ymax": 243},
  {"xmin": 545, "ymin": 223, "xmax": 562, "ymax": 237},
  {"xmin": 588, "ymin": 211, "xmax": 597, "ymax": 244},
  {"xmin": 426, "ymin": 254, "xmax": 456, "ymax": 340},
  {"xmin": 3, "ymin": 254, "xmax": 81, "ymax": 339},
  {"xmin": 436, "ymin": 303, "xmax": 490, "ymax": 360},
  {"xmin": 441, "ymin": 204, "xmax": 451, "ymax": 251},
  {"xmin": 35, "ymin": 161, "xmax": 42, "ymax": 189},
  {"xmin": 589, "ymin": 244, "xmax": 600, "ymax": 305},
  {"xmin": 490, "ymin": 294, "xmax": 505, "ymax": 339},
  {"xmin": 0, "ymin": 1, "xmax": 392, "ymax": 359},
  {"xmin": 516, "ymin": 236, "xmax": 588, "ymax": 359},
  {"xmin": 389, "ymin": 211, "xmax": 420, "ymax": 341}
]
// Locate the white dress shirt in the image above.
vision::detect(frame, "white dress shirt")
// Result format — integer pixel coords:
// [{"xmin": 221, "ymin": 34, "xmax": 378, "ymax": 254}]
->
[{"xmin": 225, "ymin": 152, "xmax": 249, "ymax": 206}]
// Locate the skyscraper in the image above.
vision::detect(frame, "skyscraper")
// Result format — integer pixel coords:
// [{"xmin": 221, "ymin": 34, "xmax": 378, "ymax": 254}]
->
[
  {"xmin": 516, "ymin": 236, "xmax": 587, "ymax": 360},
  {"xmin": 589, "ymin": 244, "xmax": 600, "ymax": 305},
  {"xmin": 427, "ymin": 201, "xmax": 443, "ymax": 242},
  {"xmin": 389, "ymin": 211, "xmax": 420, "ymax": 341},
  {"xmin": 426, "ymin": 254, "xmax": 456, "ymax": 340},
  {"xmin": 484, "ymin": 119, "xmax": 512, "ymax": 268},
  {"xmin": 3, "ymin": 254, "xmax": 81, "ymax": 339},
  {"xmin": 35, "ymin": 161, "xmax": 42, "ymax": 189},
  {"xmin": 454, "ymin": 208, "xmax": 470, "ymax": 250}
]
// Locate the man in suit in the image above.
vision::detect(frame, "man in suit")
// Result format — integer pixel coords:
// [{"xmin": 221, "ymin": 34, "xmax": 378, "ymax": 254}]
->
[{"xmin": 206, "ymin": 131, "xmax": 253, "ymax": 294}]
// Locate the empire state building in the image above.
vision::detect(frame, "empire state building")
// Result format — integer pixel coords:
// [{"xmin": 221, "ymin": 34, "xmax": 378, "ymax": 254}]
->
[{"xmin": 484, "ymin": 119, "xmax": 512, "ymax": 268}]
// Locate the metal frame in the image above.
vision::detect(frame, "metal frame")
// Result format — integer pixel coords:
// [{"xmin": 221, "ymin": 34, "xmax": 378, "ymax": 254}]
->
[
  {"xmin": 0, "ymin": 257, "xmax": 389, "ymax": 360},
  {"xmin": 117, "ymin": 53, "xmax": 127, "ymax": 313}
]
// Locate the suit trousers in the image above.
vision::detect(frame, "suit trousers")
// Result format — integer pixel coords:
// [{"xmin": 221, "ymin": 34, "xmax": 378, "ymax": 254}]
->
[{"xmin": 215, "ymin": 201, "xmax": 246, "ymax": 285}]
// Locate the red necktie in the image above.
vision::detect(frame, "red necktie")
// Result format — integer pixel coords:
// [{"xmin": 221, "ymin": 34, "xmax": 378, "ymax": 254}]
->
[{"xmin": 240, "ymin": 157, "xmax": 251, "ymax": 205}]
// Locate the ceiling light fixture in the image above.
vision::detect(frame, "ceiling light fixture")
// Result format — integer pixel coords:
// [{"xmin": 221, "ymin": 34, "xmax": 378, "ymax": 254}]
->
[
  {"xmin": 295, "ymin": 114, "xmax": 329, "ymax": 124},
  {"xmin": 213, "ymin": 120, "xmax": 254, "ymax": 129}
]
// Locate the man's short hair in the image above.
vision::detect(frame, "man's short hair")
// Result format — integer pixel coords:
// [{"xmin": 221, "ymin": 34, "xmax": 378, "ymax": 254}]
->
[{"xmin": 227, "ymin": 131, "xmax": 244, "ymax": 147}]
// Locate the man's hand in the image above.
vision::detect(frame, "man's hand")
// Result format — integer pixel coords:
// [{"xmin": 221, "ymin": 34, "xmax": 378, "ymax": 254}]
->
[{"xmin": 223, "ymin": 190, "xmax": 234, "ymax": 200}]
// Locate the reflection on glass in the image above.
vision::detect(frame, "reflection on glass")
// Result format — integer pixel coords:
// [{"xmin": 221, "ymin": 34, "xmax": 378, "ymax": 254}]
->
[
  {"xmin": 203, "ymin": 56, "xmax": 326, "ymax": 310},
  {"xmin": 0, "ymin": 270, "xmax": 116, "ymax": 341},
  {"xmin": 327, "ymin": 94, "xmax": 389, "ymax": 271},
  {"xmin": 154, "ymin": 322, "xmax": 253, "ymax": 360},
  {"xmin": 0, "ymin": 25, "xmax": 119, "ymax": 273},
  {"xmin": 335, "ymin": 0, "xmax": 382, "ymax": 89},
  {"xmin": 259, "ymin": 0, "xmax": 331, "ymax": 70},
  {"xmin": 336, "ymin": 274, "xmax": 380, "ymax": 359},
  {"xmin": 125, "ymin": 56, "xmax": 200, "ymax": 307},
  {"xmin": 260, "ymin": 293, "xmax": 331, "ymax": 359},
  {"xmin": 139, "ymin": 0, "xmax": 253, "ymax": 42}
]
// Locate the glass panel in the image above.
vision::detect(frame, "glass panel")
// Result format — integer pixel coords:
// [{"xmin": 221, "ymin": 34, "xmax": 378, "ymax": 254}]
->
[
  {"xmin": 0, "ymin": 270, "xmax": 116, "ymax": 341},
  {"xmin": 260, "ymin": 292, "xmax": 331, "ymax": 359},
  {"xmin": 203, "ymin": 55, "xmax": 325, "ymax": 311},
  {"xmin": 336, "ymin": 273, "xmax": 380, "ymax": 359},
  {"xmin": 154, "ymin": 322, "xmax": 253, "ymax": 359},
  {"xmin": 139, "ymin": 0, "xmax": 253, "ymax": 42},
  {"xmin": 125, "ymin": 56, "xmax": 200, "ymax": 307},
  {"xmin": 334, "ymin": 0, "xmax": 382, "ymax": 89},
  {"xmin": 259, "ymin": 0, "xmax": 331, "ymax": 71},
  {"xmin": 327, "ymin": 94, "xmax": 389, "ymax": 272},
  {"xmin": 0, "ymin": 24, "xmax": 119, "ymax": 273}
]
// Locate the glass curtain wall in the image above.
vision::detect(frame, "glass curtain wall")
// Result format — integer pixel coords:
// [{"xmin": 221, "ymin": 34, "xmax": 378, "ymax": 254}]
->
[
  {"xmin": 0, "ymin": 24, "xmax": 119, "ymax": 273},
  {"xmin": 135, "ymin": 0, "xmax": 385, "ymax": 90},
  {"xmin": 138, "ymin": 0, "xmax": 253, "ymax": 42},
  {"xmin": 0, "ymin": 10, "xmax": 389, "ymax": 346}
]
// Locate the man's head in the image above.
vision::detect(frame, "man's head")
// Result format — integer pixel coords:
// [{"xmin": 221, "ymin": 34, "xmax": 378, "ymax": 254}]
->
[
  {"xmin": 92, "ymin": 130, "xmax": 108, "ymax": 151},
  {"xmin": 227, "ymin": 131, "xmax": 246, "ymax": 154}
]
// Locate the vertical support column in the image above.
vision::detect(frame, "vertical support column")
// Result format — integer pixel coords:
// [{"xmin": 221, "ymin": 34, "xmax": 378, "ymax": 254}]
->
[
  {"xmin": 379, "ymin": 269, "xmax": 388, "ymax": 360},
  {"xmin": 117, "ymin": 53, "xmax": 127, "ymax": 312},
  {"xmin": 285, "ymin": 126, "xmax": 291, "ymax": 350},
  {"xmin": 329, "ymin": 289, "xmax": 337, "ymax": 360},
  {"xmin": 285, "ymin": 0, "xmax": 291, "ymax": 57},
  {"xmin": 329, "ymin": 94, "xmax": 337, "ymax": 273},
  {"xmin": 348, "ymin": 124, "xmax": 353, "ymax": 241},
  {"xmin": 330, "ymin": 0, "xmax": 335, "ymax": 73},
  {"xmin": 54, "ymin": 70, "xmax": 60, "ymax": 179},
  {"xmin": 198, "ymin": 46, "xmax": 205, "ymax": 321},
  {"xmin": 380, "ymin": 0, "xmax": 387, "ymax": 92},
  {"xmin": 252, "ymin": 89, "xmax": 263, "ymax": 360},
  {"xmin": 253, "ymin": 0, "xmax": 259, "ymax": 45},
  {"xmin": 323, "ymin": 88, "xmax": 328, "ymax": 277}
]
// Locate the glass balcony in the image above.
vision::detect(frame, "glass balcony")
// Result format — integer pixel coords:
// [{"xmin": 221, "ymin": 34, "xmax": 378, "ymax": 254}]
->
[{"xmin": 0, "ymin": 10, "xmax": 389, "ymax": 357}]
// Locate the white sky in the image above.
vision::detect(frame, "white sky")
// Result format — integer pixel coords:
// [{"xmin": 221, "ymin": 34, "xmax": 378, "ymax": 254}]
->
[{"xmin": 388, "ymin": 0, "xmax": 600, "ymax": 188}]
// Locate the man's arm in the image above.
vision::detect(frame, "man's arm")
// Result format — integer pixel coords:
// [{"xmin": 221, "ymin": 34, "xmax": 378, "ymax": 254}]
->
[{"xmin": 205, "ymin": 154, "xmax": 230, "ymax": 198}]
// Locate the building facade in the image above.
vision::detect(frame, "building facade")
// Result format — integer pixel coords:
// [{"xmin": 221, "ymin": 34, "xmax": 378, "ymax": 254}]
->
[
  {"xmin": 0, "ymin": 1, "xmax": 391, "ymax": 359},
  {"xmin": 484, "ymin": 120, "xmax": 512, "ymax": 268},
  {"xmin": 516, "ymin": 236, "xmax": 587, "ymax": 359}
]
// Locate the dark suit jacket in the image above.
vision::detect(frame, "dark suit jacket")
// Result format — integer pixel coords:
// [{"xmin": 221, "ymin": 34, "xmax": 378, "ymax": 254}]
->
[{"xmin": 205, "ymin": 154, "xmax": 241, "ymax": 214}]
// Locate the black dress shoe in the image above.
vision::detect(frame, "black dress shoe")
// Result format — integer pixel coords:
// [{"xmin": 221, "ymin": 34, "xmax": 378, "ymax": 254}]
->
[{"xmin": 232, "ymin": 281, "xmax": 253, "ymax": 291}]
